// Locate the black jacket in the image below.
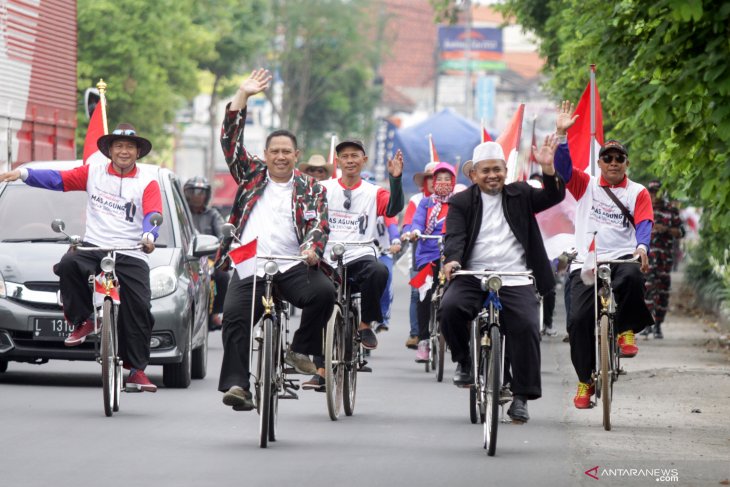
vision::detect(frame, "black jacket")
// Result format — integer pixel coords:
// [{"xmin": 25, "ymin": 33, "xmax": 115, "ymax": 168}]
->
[{"xmin": 444, "ymin": 173, "xmax": 565, "ymax": 295}]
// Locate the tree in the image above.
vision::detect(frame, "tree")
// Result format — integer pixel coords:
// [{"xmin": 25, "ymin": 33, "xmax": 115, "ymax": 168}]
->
[
  {"xmin": 499, "ymin": 0, "xmax": 730, "ymax": 260},
  {"xmin": 268, "ymin": 0, "xmax": 384, "ymax": 150},
  {"xmin": 77, "ymin": 0, "xmax": 214, "ymax": 163},
  {"xmin": 194, "ymin": 0, "xmax": 268, "ymax": 182}
]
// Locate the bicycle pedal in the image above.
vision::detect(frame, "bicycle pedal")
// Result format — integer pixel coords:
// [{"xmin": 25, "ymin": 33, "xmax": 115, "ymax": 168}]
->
[
  {"xmin": 283, "ymin": 367, "xmax": 297, "ymax": 374},
  {"xmin": 280, "ymin": 390, "xmax": 299, "ymax": 400},
  {"xmin": 617, "ymin": 367, "xmax": 627, "ymax": 375}
]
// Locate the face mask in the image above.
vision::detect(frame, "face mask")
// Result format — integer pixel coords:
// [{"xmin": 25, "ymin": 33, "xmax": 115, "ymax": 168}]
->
[{"xmin": 434, "ymin": 180, "xmax": 453, "ymax": 197}]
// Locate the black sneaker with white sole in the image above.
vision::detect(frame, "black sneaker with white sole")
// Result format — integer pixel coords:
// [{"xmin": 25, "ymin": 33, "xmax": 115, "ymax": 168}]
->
[
  {"xmin": 302, "ymin": 374, "xmax": 326, "ymax": 392},
  {"xmin": 357, "ymin": 328, "xmax": 378, "ymax": 350}
]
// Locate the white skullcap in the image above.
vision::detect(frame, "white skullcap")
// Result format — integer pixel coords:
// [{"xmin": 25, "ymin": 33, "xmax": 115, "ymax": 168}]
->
[{"xmin": 472, "ymin": 141, "xmax": 505, "ymax": 163}]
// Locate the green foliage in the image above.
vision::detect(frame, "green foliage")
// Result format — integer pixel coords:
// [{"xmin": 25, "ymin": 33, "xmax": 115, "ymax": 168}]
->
[
  {"xmin": 271, "ymin": 0, "xmax": 384, "ymax": 150},
  {"xmin": 499, "ymin": 0, "xmax": 730, "ymax": 266},
  {"xmin": 76, "ymin": 0, "xmax": 214, "ymax": 163}
]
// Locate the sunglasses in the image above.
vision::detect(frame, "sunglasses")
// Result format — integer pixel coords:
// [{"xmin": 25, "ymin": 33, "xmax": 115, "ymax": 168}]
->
[
  {"xmin": 601, "ymin": 154, "xmax": 626, "ymax": 164},
  {"xmin": 343, "ymin": 188, "xmax": 352, "ymax": 210},
  {"xmin": 112, "ymin": 128, "xmax": 136, "ymax": 136}
]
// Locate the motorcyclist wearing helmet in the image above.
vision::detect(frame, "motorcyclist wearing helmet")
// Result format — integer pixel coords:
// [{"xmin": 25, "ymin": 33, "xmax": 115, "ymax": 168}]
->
[{"xmin": 184, "ymin": 176, "xmax": 228, "ymax": 329}]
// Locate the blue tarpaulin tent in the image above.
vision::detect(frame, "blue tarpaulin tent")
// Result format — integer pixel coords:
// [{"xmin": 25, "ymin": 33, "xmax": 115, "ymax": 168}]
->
[{"xmin": 392, "ymin": 109, "xmax": 482, "ymax": 195}]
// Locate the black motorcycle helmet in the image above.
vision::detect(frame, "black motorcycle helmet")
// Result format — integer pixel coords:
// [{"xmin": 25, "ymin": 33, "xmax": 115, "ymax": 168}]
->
[{"xmin": 184, "ymin": 176, "xmax": 212, "ymax": 207}]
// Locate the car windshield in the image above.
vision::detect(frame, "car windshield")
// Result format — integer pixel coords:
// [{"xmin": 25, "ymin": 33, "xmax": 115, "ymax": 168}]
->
[{"xmin": 0, "ymin": 184, "xmax": 173, "ymax": 246}]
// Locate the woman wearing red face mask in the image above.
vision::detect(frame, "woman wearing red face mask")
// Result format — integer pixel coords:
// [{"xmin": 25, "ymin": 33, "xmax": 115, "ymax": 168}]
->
[{"xmin": 409, "ymin": 162, "xmax": 456, "ymax": 363}]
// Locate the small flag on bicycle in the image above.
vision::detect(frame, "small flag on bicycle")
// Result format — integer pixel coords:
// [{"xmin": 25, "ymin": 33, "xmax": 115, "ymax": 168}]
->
[
  {"xmin": 409, "ymin": 264, "xmax": 434, "ymax": 301},
  {"xmin": 228, "ymin": 238, "xmax": 257, "ymax": 279},
  {"xmin": 580, "ymin": 235, "xmax": 597, "ymax": 285}
]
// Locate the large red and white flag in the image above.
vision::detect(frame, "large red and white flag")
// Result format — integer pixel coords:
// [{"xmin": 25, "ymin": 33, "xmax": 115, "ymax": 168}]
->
[
  {"xmin": 497, "ymin": 103, "xmax": 525, "ymax": 183},
  {"xmin": 580, "ymin": 235, "xmax": 597, "ymax": 285},
  {"xmin": 409, "ymin": 264, "xmax": 434, "ymax": 301},
  {"xmin": 228, "ymin": 239, "xmax": 258, "ymax": 279},
  {"xmin": 567, "ymin": 73, "xmax": 604, "ymax": 176},
  {"xmin": 83, "ymin": 101, "xmax": 108, "ymax": 165}
]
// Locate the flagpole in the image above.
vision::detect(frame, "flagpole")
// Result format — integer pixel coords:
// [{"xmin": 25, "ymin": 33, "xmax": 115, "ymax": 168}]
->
[
  {"xmin": 96, "ymin": 79, "xmax": 109, "ymax": 135},
  {"xmin": 529, "ymin": 113, "xmax": 537, "ymax": 178},
  {"xmin": 589, "ymin": 65, "xmax": 596, "ymax": 178},
  {"xmin": 328, "ymin": 134, "xmax": 337, "ymax": 179}
]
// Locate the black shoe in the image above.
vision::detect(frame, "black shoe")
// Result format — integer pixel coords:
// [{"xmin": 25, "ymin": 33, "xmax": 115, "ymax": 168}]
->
[
  {"xmin": 507, "ymin": 397, "xmax": 529, "ymax": 423},
  {"xmin": 452, "ymin": 362, "xmax": 473, "ymax": 386},
  {"xmin": 302, "ymin": 374, "xmax": 326, "ymax": 392},
  {"xmin": 375, "ymin": 323, "xmax": 389, "ymax": 334},
  {"xmin": 358, "ymin": 327, "xmax": 378, "ymax": 350},
  {"xmin": 222, "ymin": 386, "xmax": 255, "ymax": 411}
]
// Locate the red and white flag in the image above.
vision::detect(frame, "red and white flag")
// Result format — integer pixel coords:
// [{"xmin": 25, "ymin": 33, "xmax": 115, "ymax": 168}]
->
[
  {"xmin": 567, "ymin": 72, "xmax": 604, "ymax": 176},
  {"xmin": 428, "ymin": 134, "xmax": 440, "ymax": 162},
  {"xmin": 580, "ymin": 235, "xmax": 597, "ymax": 285},
  {"xmin": 228, "ymin": 239, "xmax": 258, "ymax": 279},
  {"xmin": 83, "ymin": 98, "xmax": 108, "ymax": 165},
  {"xmin": 496, "ymin": 103, "xmax": 525, "ymax": 183},
  {"xmin": 328, "ymin": 135, "xmax": 338, "ymax": 179},
  {"xmin": 481, "ymin": 119, "xmax": 492, "ymax": 143},
  {"xmin": 409, "ymin": 264, "xmax": 434, "ymax": 301},
  {"xmin": 94, "ymin": 275, "xmax": 120, "ymax": 305}
]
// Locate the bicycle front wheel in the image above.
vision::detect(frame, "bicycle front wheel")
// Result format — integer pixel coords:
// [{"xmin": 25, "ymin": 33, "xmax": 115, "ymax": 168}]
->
[
  {"xmin": 484, "ymin": 326, "xmax": 501, "ymax": 456},
  {"xmin": 269, "ymin": 319, "xmax": 282, "ymax": 442},
  {"xmin": 599, "ymin": 315, "xmax": 611, "ymax": 431},
  {"xmin": 101, "ymin": 299, "xmax": 115, "ymax": 417},
  {"xmin": 436, "ymin": 334, "xmax": 446, "ymax": 382},
  {"xmin": 343, "ymin": 310, "xmax": 358, "ymax": 416},
  {"xmin": 111, "ymin": 304, "xmax": 121, "ymax": 412},
  {"xmin": 258, "ymin": 317, "xmax": 273, "ymax": 448},
  {"xmin": 325, "ymin": 305, "xmax": 345, "ymax": 421}
]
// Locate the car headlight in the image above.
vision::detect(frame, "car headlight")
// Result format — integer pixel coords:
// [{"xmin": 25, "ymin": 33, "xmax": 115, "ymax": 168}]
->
[
  {"xmin": 0, "ymin": 271, "xmax": 5, "ymax": 298},
  {"xmin": 150, "ymin": 266, "xmax": 177, "ymax": 299}
]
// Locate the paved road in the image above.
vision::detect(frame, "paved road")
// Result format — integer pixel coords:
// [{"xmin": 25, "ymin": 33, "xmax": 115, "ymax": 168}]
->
[{"xmin": 1, "ymin": 270, "xmax": 728, "ymax": 487}]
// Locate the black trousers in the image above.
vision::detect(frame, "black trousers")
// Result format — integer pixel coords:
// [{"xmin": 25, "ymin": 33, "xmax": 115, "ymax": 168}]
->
[
  {"xmin": 345, "ymin": 256, "xmax": 389, "ymax": 324},
  {"xmin": 440, "ymin": 277, "xmax": 542, "ymax": 400},
  {"xmin": 56, "ymin": 249, "xmax": 154, "ymax": 370},
  {"xmin": 416, "ymin": 261, "xmax": 440, "ymax": 340},
  {"xmin": 218, "ymin": 263, "xmax": 335, "ymax": 391},
  {"xmin": 542, "ymin": 289, "xmax": 556, "ymax": 328},
  {"xmin": 211, "ymin": 268, "xmax": 230, "ymax": 315},
  {"xmin": 567, "ymin": 261, "xmax": 654, "ymax": 383}
]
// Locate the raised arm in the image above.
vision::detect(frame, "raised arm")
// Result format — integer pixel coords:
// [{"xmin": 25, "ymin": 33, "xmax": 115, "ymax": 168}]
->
[{"xmin": 220, "ymin": 69, "xmax": 273, "ymax": 184}]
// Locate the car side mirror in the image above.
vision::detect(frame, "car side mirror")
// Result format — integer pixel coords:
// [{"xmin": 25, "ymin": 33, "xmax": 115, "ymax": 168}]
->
[{"xmin": 192, "ymin": 234, "xmax": 219, "ymax": 258}]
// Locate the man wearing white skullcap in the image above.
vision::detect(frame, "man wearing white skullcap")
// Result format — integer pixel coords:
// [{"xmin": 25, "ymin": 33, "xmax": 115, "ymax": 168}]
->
[{"xmin": 439, "ymin": 135, "xmax": 565, "ymax": 424}]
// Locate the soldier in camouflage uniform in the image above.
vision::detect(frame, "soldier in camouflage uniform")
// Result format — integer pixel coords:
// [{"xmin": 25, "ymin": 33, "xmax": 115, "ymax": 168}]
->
[
  {"xmin": 215, "ymin": 69, "xmax": 335, "ymax": 411},
  {"xmin": 643, "ymin": 180, "xmax": 684, "ymax": 339}
]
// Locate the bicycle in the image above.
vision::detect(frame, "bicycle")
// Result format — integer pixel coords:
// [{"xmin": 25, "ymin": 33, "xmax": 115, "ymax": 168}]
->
[
  {"xmin": 416, "ymin": 234, "xmax": 447, "ymax": 382},
  {"xmin": 51, "ymin": 214, "xmax": 162, "ymax": 417},
  {"xmin": 324, "ymin": 240, "xmax": 377, "ymax": 421},
  {"xmin": 220, "ymin": 224, "xmax": 303, "ymax": 448},
  {"xmin": 576, "ymin": 254, "xmax": 641, "ymax": 431},
  {"xmin": 452, "ymin": 269, "xmax": 534, "ymax": 456}
]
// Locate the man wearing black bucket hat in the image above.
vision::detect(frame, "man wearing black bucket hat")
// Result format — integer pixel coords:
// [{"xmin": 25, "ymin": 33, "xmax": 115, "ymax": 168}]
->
[{"xmin": 0, "ymin": 123, "xmax": 163, "ymax": 392}]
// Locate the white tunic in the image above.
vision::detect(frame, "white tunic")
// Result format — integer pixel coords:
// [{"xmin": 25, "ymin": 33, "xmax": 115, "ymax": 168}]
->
[{"xmin": 466, "ymin": 192, "xmax": 530, "ymax": 286}]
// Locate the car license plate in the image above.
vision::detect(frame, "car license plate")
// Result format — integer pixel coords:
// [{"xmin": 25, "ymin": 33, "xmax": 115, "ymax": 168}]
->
[{"xmin": 34, "ymin": 318, "xmax": 74, "ymax": 340}]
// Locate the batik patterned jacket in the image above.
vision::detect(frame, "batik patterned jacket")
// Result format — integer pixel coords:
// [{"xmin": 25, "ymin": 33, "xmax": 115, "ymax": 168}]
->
[{"xmin": 215, "ymin": 105, "xmax": 329, "ymax": 264}]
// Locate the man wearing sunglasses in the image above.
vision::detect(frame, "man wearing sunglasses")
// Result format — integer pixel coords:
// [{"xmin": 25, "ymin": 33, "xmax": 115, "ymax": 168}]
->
[
  {"xmin": 319, "ymin": 140, "xmax": 404, "ymax": 351},
  {"xmin": 553, "ymin": 101, "xmax": 655, "ymax": 410},
  {"xmin": 0, "ymin": 123, "xmax": 163, "ymax": 392}
]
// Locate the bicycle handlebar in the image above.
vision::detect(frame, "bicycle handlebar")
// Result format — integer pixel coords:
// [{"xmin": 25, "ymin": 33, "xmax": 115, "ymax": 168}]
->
[
  {"xmin": 77, "ymin": 244, "xmax": 143, "ymax": 252},
  {"xmin": 572, "ymin": 256, "xmax": 640, "ymax": 265},
  {"xmin": 257, "ymin": 254, "xmax": 307, "ymax": 262},
  {"xmin": 330, "ymin": 239, "xmax": 379, "ymax": 247},
  {"xmin": 452, "ymin": 270, "xmax": 533, "ymax": 278},
  {"xmin": 417, "ymin": 234, "xmax": 443, "ymax": 241}
]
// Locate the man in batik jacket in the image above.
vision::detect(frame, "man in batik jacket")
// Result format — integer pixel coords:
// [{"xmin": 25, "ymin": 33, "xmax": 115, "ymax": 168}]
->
[{"xmin": 215, "ymin": 68, "xmax": 335, "ymax": 412}]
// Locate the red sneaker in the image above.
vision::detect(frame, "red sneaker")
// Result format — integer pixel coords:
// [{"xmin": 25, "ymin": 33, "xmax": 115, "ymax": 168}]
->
[
  {"xmin": 573, "ymin": 382, "xmax": 594, "ymax": 409},
  {"xmin": 64, "ymin": 319, "xmax": 97, "ymax": 347},
  {"xmin": 618, "ymin": 331, "xmax": 639, "ymax": 358},
  {"xmin": 126, "ymin": 370, "xmax": 157, "ymax": 393}
]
